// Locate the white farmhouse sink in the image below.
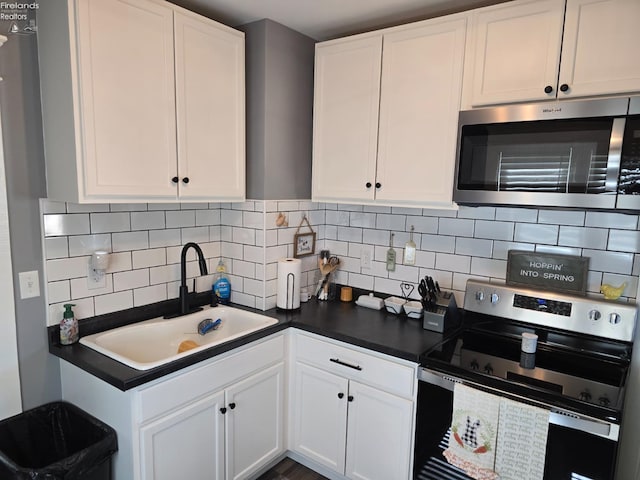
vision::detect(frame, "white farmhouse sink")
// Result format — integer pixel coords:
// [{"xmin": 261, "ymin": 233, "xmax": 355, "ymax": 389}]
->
[{"xmin": 79, "ymin": 306, "xmax": 278, "ymax": 370}]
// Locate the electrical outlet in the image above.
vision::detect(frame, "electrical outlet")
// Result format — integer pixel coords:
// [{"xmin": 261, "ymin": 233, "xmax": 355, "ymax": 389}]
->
[
  {"xmin": 18, "ymin": 270, "xmax": 40, "ymax": 299},
  {"xmin": 361, "ymin": 245, "xmax": 373, "ymax": 269},
  {"xmin": 87, "ymin": 264, "xmax": 106, "ymax": 289}
]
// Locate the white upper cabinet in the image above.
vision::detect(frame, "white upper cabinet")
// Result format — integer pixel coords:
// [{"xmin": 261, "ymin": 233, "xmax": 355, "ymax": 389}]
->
[
  {"xmin": 559, "ymin": 0, "xmax": 640, "ymax": 99},
  {"xmin": 463, "ymin": 0, "xmax": 640, "ymax": 107},
  {"xmin": 38, "ymin": 0, "xmax": 245, "ymax": 203},
  {"xmin": 312, "ymin": 15, "xmax": 467, "ymax": 208}
]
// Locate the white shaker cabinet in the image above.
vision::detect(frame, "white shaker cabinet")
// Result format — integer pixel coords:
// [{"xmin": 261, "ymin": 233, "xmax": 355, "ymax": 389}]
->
[
  {"xmin": 290, "ymin": 331, "xmax": 417, "ymax": 480},
  {"xmin": 463, "ymin": 0, "xmax": 640, "ymax": 107},
  {"xmin": 38, "ymin": 0, "xmax": 245, "ymax": 203},
  {"xmin": 312, "ymin": 15, "xmax": 467, "ymax": 208}
]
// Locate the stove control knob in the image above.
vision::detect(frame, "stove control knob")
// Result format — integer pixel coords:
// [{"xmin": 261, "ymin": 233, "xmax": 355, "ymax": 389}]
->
[
  {"xmin": 609, "ymin": 313, "xmax": 622, "ymax": 325},
  {"xmin": 483, "ymin": 363, "xmax": 494, "ymax": 375},
  {"xmin": 470, "ymin": 360, "xmax": 479, "ymax": 371},
  {"xmin": 579, "ymin": 390, "xmax": 592, "ymax": 402},
  {"xmin": 588, "ymin": 309, "xmax": 601, "ymax": 321},
  {"xmin": 475, "ymin": 291, "xmax": 485, "ymax": 302},
  {"xmin": 599, "ymin": 396, "xmax": 611, "ymax": 407},
  {"xmin": 490, "ymin": 293, "xmax": 500, "ymax": 305}
]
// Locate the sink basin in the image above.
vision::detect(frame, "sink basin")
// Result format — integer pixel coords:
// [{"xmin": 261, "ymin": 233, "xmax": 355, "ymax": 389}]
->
[{"xmin": 79, "ymin": 306, "xmax": 278, "ymax": 370}]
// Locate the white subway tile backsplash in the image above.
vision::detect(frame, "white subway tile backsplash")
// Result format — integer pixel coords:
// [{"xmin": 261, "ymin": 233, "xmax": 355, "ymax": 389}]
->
[
  {"xmin": 415, "ymin": 250, "xmax": 436, "ymax": 268},
  {"xmin": 407, "ymin": 215, "xmax": 438, "ymax": 234},
  {"xmin": 438, "ymin": 218, "xmax": 474, "ymax": 237},
  {"xmin": 349, "ymin": 212, "xmax": 376, "ymax": 228},
  {"xmin": 457, "ymin": 206, "xmax": 495, "ymax": 220},
  {"xmin": 232, "ymin": 227, "xmax": 256, "ymax": 245},
  {"xmin": 71, "ymin": 275, "xmax": 113, "ymax": 299},
  {"xmin": 47, "ymin": 256, "xmax": 89, "ymax": 281},
  {"xmin": 422, "ymin": 208, "xmax": 457, "ymax": 218},
  {"xmin": 535, "ymin": 245, "xmax": 582, "ymax": 256},
  {"xmin": 232, "ymin": 259, "xmax": 256, "ymax": 278},
  {"xmin": 243, "ymin": 245, "xmax": 263, "ymax": 263},
  {"xmin": 132, "ymin": 248, "xmax": 166, "ymax": 269},
  {"xmin": 266, "ymin": 245, "xmax": 288, "ymax": 263},
  {"xmin": 112, "ymin": 231, "xmax": 149, "ymax": 252},
  {"xmin": 149, "ymin": 229, "xmax": 181, "ymax": 248},
  {"xmin": 45, "ymin": 237, "xmax": 69, "ymax": 259},
  {"xmin": 421, "ymin": 234, "xmax": 455, "ymax": 253},
  {"xmin": 337, "ymin": 226, "xmax": 363, "ymax": 243},
  {"xmin": 68, "ymin": 234, "xmax": 112, "ymax": 257},
  {"xmin": 348, "ymin": 273, "xmax": 374, "ymax": 291},
  {"xmin": 149, "ymin": 264, "xmax": 181, "ymax": 285},
  {"xmin": 492, "ymin": 241, "xmax": 533, "ymax": 260},
  {"xmin": 585, "ymin": 211, "xmax": 638, "ymax": 230},
  {"xmin": 95, "ymin": 291, "xmax": 133, "ymax": 316},
  {"xmin": 538, "ymin": 209, "xmax": 585, "ymax": 226},
  {"xmin": 475, "ymin": 220, "xmax": 514, "ymax": 241},
  {"xmin": 608, "ymin": 230, "xmax": 640, "ymax": 253},
  {"xmin": 388, "ymin": 264, "xmax": 420, "ymax": 283},
  {"xmin": 244, "ymin": 278, "xmax": 263, "ymax": 297},
  {"xmin": 181, "ymin": 202, "xmax": 209, "ymax": 210},
  {"xmin": 435, "ymin": 253, "xmax": 471, "ymax": 274},
  {"xmin": 131, "ymin": 211, "xmax": 165, "ymax": 230},
  {"xmin": 376, "ymin": 213, "xmax": 406, "ymax": 231},
  {"xmin": 48, "ymin": 281, "xmax": 70, "ymax": 304},
  {"xmin": 470, "ymin": 257, "xmax": 507, "ymax": 279},
  {"xmin": 363, "ymin": 205, "xmax": 391, "ymax": 214},
  {"xmin": 166, "ymin": 210, "xmax": 196, "ymax": 229},
  {"xmin": 91, "ymin": 212, "xmax": 130, "ymax": 233},
  {"xmin": 133, "ymin": 284, "xmax": 168, "ymax": 307},
  {"xmin": 48, "ymin": 297, "xmax": 94, "ymax": 327},
  {"xmin": 326, "ymin": 210, "xmax": 350, "ymax": 226},
  {"xmin": 455, "ymin": 237, "xmax": 493, "ymax": 258},
  {"xmin": 110, "ymin": 203, "xmax": 147, "ymax": 212},
  {"xmin": 106, "ymin": 252, "xmax": 132, "ymax": 273},
  {"xmin": 495, "ymin": 207, "xmax": 538, "ymax": 223},
  {"xmin": 559, "ymin": 226, "xmax": 608, "ymax": 249},
  {"xmin": 584, "ymin": 249, "xmax": 634, "ymax": 274},
  {"xmin": 181, "ymin": 226, "xmax": 210, "ymax": 244},
  {"xmin": 41, "ymin": 200, "xmax": 66, "ymax": 214},
  {"xmin": 195, "ymin": 209, "xmax": 221, "ymax": 227},
  {"xmin": 362, "ymin": 228, "xmax": 390, "ymax": 246},
  {"xmin": 67, "ymin": 203, "xmax": 110, "ymax": 213},
  {"xmin": 514, "ymin": 223, "xmax": 558, "ymax": 244},
  {"xmin": 44, "ymin": 214, "xmax": 90, "ymax": 237},
  {"xmin": 113, "ymin": 269, "xmax": 149, "ymax": 292},
  {"xmin": 148, "ymin": 203, "xmax": 180, "ymax": 211},
  {"xmin": 324, "ymin": 240, "xmax": 349, "ymax": 257}
]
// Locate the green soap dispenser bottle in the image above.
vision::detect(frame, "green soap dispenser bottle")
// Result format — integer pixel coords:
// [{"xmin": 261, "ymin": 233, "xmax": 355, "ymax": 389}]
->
[{"xmin": 60, "ymin": 303, "xmax": 79, "ymax": 345}]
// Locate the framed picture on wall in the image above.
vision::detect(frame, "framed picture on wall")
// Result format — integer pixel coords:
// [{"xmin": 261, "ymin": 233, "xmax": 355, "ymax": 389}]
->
[{"xmin": 293, "ymin": 231, "xmax": 316, "ymax": 258}]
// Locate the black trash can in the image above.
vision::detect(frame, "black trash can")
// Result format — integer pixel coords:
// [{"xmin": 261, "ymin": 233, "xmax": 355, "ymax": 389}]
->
[{"xmin": 0, "ymin": 401, "xmax": 117, "ymax": 480}]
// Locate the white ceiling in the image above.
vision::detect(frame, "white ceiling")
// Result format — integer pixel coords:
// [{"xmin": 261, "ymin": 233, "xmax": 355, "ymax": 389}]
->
[{"xmin": 168, "ymin": 0, "xmax": 508, "ymax": 41}]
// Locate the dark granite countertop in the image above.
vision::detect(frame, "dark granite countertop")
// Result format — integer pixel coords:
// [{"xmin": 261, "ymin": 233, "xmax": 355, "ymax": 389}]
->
[{"xmin": 49, "ymin": 294, "xmax": 452, "ymax": 391}]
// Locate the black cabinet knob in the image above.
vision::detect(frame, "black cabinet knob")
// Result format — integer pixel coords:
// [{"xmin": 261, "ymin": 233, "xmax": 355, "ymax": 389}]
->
[
  {"xmin": 544, "ymin": 85, "xmax": 553, "ymax": 94},
  {"xmin": 366, "ymin": 182, "xmax": 372, "ymax": 188},
  {"xmin": 171, "ymin": 176, "xmax": 179, "ymax": 183},
  {"xmin": 229, "ymin": 402, "xmax": 236, "ymax": 410},
  {"xmin": 338, "ymin": 393, "xmax": 344, "ymax": 399},
  {"xmin": 375, "ymin": 182, "xmax": 381, "ymax": 189},
  {"xmin": 220, "ymin": 407, "xmax": 227, "ymax": 414},
  {"xmin": 347, "ymin": 395, "xmax": 354, "ymax": 402},
  {"xmin": 559, "ymin": 83, "xmax": 569, "ymax": 92},
  {"xmin": 182, "ymin": 177, "xmax": 190, "ymax": 184}
]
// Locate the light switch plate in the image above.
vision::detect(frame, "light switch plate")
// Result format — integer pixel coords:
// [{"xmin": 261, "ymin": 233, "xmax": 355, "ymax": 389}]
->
[
  {"xmin": 18, "ymin": 270, "xmax": 40, "ymax": 299},
  {"xmin": 361, "ymin": 244, "xmax": 373, "ymax": 269}
]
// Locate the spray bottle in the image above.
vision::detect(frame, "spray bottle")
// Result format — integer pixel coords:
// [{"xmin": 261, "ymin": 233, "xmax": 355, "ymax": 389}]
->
[{"xmin": 213, "ymin": 259, "xmax": 231, "ymax": 305}]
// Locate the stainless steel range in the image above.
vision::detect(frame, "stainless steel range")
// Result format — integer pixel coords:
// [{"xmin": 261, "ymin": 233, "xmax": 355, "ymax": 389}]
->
[{"xmin": 413, "ymin": 279, "xmax": 637, "ymax": 480}]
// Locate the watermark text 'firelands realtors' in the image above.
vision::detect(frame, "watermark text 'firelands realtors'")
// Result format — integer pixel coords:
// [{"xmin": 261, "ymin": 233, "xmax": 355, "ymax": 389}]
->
[{"xmin": 0, "ymin": 2, "xmax": 38, "ymax": 21}]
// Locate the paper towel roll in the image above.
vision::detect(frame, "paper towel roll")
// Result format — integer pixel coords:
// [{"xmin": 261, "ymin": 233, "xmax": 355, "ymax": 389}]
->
[{"xmin": 277, "ymin": 258, "xmax": 301, "ymax": 310}]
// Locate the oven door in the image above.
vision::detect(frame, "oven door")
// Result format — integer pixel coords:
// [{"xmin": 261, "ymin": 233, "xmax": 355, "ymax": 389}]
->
[{"xmin": 414, "ymin": 369, "xmax": 619, "ymax": 480}]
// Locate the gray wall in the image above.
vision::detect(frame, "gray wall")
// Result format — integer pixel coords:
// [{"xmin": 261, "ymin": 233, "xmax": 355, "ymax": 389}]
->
[
  {"xmin": 242, "ymin": 19, "xmax": 315, "ymax": 200},
  {"xmin": 0, "ymin": 24, "xmax": 61, "ymax": 408}
]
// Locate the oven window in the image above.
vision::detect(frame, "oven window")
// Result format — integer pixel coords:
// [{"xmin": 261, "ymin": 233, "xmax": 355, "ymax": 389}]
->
[{"xmin": 458, "ymin": 119, "xmax": 614, "ymax": 193}]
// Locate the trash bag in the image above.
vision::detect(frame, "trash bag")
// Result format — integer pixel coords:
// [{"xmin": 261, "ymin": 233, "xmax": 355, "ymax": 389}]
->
[{"xmin": 0, "ymin": 401, "xmax": 117, "ymax": 480}]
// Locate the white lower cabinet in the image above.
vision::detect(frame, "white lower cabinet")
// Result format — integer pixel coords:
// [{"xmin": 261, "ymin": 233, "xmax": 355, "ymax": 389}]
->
[{"xmin": 290, "ymin": 331, "xmax": 417, "ymax": 480}]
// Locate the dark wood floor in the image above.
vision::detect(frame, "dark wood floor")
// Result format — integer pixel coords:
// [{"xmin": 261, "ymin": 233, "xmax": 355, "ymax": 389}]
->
[{"xmin": 257, "ymin": 457, "xmax": 329, "ymax": 480}]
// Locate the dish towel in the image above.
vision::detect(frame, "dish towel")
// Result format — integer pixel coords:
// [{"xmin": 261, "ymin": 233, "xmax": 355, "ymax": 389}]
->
[
  {"xmin": 494, "ymin": 398, "xmax": 550, "ymax": 480},
  {"xmin": 444, "ymin": 383, "xmax": 500, "ymax": 480}
]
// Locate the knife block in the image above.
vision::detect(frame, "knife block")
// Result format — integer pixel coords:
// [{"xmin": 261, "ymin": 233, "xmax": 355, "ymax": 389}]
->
[{"xmin": 423, "ymin": 290, "xmax": 459, "ymax": 333}]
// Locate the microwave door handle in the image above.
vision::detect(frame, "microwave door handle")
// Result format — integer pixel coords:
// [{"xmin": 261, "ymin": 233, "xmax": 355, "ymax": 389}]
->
[{"xmin": 606, "ymin": 117, "xmax": 626, "ymax": 192}]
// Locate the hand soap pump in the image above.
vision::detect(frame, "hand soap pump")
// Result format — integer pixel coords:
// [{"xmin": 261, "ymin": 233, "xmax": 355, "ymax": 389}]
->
[
  {"xmin": 60, "ymin": 303, "xmax": 78, "ymax": 345},
  {"xmin": 213, "ymin": 259, "xmax": 231, "ymax": 305}
]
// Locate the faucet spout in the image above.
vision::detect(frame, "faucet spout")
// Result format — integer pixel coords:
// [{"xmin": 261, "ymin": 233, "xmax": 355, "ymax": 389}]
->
[{"xmin": 169, "ymin": 242, "xmax": 209, "ymax": 318}]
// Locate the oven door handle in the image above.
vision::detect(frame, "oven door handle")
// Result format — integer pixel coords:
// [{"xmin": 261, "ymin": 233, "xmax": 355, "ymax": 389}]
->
[{"xmin": 418, "ymin": 368, "xmax": 619, "ymax": 441}]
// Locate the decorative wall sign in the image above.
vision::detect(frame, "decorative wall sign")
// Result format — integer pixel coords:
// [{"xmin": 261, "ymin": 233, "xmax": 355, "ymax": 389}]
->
[
  {"xmin": 293, "ymin": 215, "xmax": 316, "ymax": 258},
  {"xmin": 506, "ymin": 250, "xmax": 589, "ymax": 295}
]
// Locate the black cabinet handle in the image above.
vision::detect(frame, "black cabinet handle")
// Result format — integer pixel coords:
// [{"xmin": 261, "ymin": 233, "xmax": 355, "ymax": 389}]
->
[
  {"xmin": 366, "ymin": 182, "xmax": 372, "ymax": 188},
  {"xmin": 171, "ymin": 176, "xmax": 179, "ymax": 183},
  {"xmin": 182, "ymin": 177, "xmax": 190, "ymax": 184},
  {"xmin": 348, "ymin": 395, "xmax": 354, "ymax": 402},
  {"xmin": 559, "ymin": 83, "xmax": 569, "ymax": 92},
  {"xmin": 330, "ymin": 357, "xmax": 362, "ymax": 371},
  {"xmin": 229, "ymin": 402, "xmax": 236, "ymax": 410},
  {"xmin": 338, "ymin": 393, "xmax": 344, "ymax": 399},
  {"xmin": 375, "ymin": 182, "xmax": 381, "ymax": 189},
  {"xmin": 220, "ymin": 407, "xmax": 227, "ymax": 414},
  {"xmin": 544, "ymin": 85, "xmax": 553, "ymax": 94}
]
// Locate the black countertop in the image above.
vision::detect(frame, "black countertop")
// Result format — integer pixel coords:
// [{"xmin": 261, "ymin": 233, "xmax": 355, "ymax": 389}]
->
[{"xmin": 49, "ymin": 296, "xmax": 451, "ymax": 391}]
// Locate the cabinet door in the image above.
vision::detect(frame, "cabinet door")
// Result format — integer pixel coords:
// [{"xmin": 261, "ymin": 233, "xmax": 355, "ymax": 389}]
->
[
  {"xmin": 139, "ymin": 390, "xmax": 225, "ymax": 480},
  {"xmin": 226, "ymin": 363, "xmax": 285, "ymax": 480},
  {"xmin": 376, "ymin": 16, "xmax": 467, "ymax": 206},
  {"xmin": 174, "ymin": 11, "xmax": 246, "ymax": 201},
  {"xmin": 76, "ymin": 0, "xmax": 177, "ymax": 198},
  {"xmin": 466, "ymin": 0, "xmax": 565, "ymax": 106},
  {"xmin": 559, "ymin": 0, "xmax": 640, "ymax": 98},
  {"xmin": 345, "ymin": 381, "xmax": 414, "ymax": 480},
  {"xmin": 312, "ymin": 36, "xmax": 382, "ymax": 202},
  {"xmin": 292, "ymin": 363, "xmax": 349, "ymax": 473}
]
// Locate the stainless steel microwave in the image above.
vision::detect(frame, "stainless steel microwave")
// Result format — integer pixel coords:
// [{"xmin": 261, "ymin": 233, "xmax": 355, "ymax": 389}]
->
[{"xmin": 453, "ymin": 97, "xmax": 640, "ymax": 210}]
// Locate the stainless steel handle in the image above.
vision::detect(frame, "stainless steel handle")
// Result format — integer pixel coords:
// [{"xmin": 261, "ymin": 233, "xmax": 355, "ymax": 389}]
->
[
  {"xmin": 605, "ymin": 117, "xmax": 625, "ymax": 193},
  {"xmin": 330, "ymin": 358, "xmax": 362, "ymax": 371}
]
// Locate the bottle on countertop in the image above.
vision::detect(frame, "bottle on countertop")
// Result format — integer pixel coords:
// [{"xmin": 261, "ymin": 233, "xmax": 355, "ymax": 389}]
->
[
  {"xmin": 60, "ymin": 303, "xmax": 79, "ymax": 345},
  {"xmin": 213, "ymin": 259, "xmax": 231, "ymax": 305}
]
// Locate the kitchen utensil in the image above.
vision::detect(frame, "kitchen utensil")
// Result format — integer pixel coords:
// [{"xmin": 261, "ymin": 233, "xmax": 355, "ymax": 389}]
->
[
  {"xmin": 404, "ymin": 225, "xmax": 416, "ymax": 265},
  {"xmin": 386, "ymin": 232, "xmax": 396, "ymax": 272},
  {"xmin": 316, "ymin": 255, "xmax": 340, "ymax": 299}
]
